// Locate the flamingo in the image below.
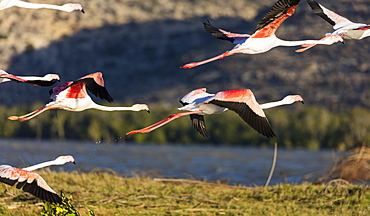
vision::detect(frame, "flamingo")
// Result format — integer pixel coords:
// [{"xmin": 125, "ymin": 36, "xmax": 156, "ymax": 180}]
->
[
  {"xmin": 0, "ymin": 0, "xmax": 84, "ymax": 13},
  {"xmin": 0, "ymin": 70, "xmax": 60, "ymax": 87},
  {"xmin": 296, "ymin": 0, "xmax": 370, "ymax": 52},
  {"xmin": 180, "ymin": 0, "xmax": 343, "ymax": 69},
  {"xmin": 8, "ymin": 72, "xmax": 150, "ymax": 122},
  {"xmin": 0, "ymin": 155, "xmax": 75, "ymax": 203},
  {"xmin": 126, "ymin": 88, "xmax": 304, "ymax": 138}
]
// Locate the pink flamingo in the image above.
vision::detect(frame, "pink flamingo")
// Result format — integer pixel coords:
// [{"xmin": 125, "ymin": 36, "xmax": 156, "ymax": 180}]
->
[
  {"xmin": 8, "ymin": 72, "xmax": 150, "ymax": 122},
  {"xmin": 0, "ymin": 70, "xmax": 60, "ymax": 87},
  {"xmin": 0, "ymin": 155, "xmax": 75, "ymax": 203},
  {"xmin": 180, "ymin": 0, "xmax": 343, "ymax": 69},
  {"xmin": 126, "ymin": 88, "xmax": 304, "ymax": 138},
  {"xmin": 296, "ymin": 0, "xmax": 370, "ymax": 52},
  {"xmin": 0, "ymin": 0, "xmax": 84, "ymax": 13}
]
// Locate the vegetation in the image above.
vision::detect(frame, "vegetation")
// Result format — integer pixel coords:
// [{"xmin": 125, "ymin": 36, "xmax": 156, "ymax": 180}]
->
[
  {"xmin": 1, "ymin": 104, "xmax": 369, "ymax": 149},
  {"xmin": 0, "ymin": 170, "xmax": 368, "ymax": 215}
]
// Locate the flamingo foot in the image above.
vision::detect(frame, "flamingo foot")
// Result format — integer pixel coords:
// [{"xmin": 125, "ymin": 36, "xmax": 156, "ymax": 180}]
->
[
  {"xmin": 126, "ymin": 128, "xmax": 152, "ymax": 135},
  {"xmin": 180, "ymin": 62, "xmax": 198, "ymax": 69},
  {"xmin": 8, "ymin": 116, "xmax": 20, "ymax": 121}
]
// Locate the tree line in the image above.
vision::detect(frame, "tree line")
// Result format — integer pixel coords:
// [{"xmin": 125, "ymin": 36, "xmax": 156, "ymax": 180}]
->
[{"xmin": 0, "ymin": 103, "xmax": 369, "ymax": 150}]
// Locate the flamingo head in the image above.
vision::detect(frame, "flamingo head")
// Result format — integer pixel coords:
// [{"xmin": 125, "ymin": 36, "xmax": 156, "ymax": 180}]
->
[
  {"xmin": 283, "ymin": 95, "xmax": 304, "ymax": 104},
  {"xmin": 54, "ymin": 155, "xmax": 76, "ymax": 165},
  {"xmin": 44, "ymin": 74, "xmax": 60, "ymax": 82},
  {"xmin": 132, "ymin": 104, "xmax": 150, "ymax": 113},
  {"xmin": 323, "ymin": 34, "xmax": 344, "ymax": 44},
  {"xmin": 62, "ymin": 3, "xmax": 85, "ymax": 13}
]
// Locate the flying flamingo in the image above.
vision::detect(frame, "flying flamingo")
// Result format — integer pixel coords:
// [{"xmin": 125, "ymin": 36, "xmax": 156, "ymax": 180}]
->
[
  {"xmin": 0, "ymin": 70, "xmax": 60, "ymax": 87},
  {"xmin": 8, "ymin": 72, "xmax": 150, "ymax": 122},
  {"xmin": 0, "ymin": 155, "xmax": 75, "ymax": 203},
  {"xmin": 126, "ymin": 88, "xmax": 304, "ymax": 138},
  {"xmin": 180, "ymin": 0, "xmax": 343, "ymax": 69},
  {"xmin": 0, "ymin": 0, "xmax": 84, "ymax": 13},
  {"xmin": 296, "ymin": 0, "xmax": 370, "ymax": 52}
]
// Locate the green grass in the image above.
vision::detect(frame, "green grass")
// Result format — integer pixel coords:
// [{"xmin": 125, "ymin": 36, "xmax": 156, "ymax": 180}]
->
[{"xmin": 0, "ymin": 171, "xmax": 369, "ymax": 215}]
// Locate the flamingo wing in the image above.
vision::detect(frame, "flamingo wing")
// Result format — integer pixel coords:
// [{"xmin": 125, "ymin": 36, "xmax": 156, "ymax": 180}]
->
[
  {"xmin": 306, "ymin": 0, "xmax": 353, "ymax": 29},
  {"xmin": 180, "ymin": 89, "xmax": 210, "ymax": 137},
  {"xmin": 203, "ymin": 20, "xmax": 250, "ymax": 44},
  {"xmin": 190, "ymin": 114, "xmax": 209, "ymax": 137},
  {"xmin": 252, "ymin": 0, "xmax": 300, "ymax": 38},
  {"xmin": 0, "ymin": 73, "xmax": 27, "ymax": 83},
  {"xmin": 74, "ymin": 77, "xmax": 113, "ymax": 102},
  {"xmin": 208, "ymin": 89, "xmax": 275, "ymax": 138},
  {"xmin": 0, "ymin": 166, "xmax": 62, "ymax": 203},
  {"xmin": 25, "ymin": 79, "xmax": 59, "ymax": 87}
]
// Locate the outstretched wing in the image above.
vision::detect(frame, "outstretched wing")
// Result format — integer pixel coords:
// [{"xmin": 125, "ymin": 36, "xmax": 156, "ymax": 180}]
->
[
  {"xmin": 0, "ymin": 166, "xmax": 62, "ymax": 203},
  {"xmin": 208, "ymin": 89, "xmax": 275, "ymax": 138},
  {"xmin": 209, "ymin": 100, "xmax": 275, "ymax": 138},
  {"xmin": 203, "ymin": 20, "xmax": 250, "ymax": 44},
  {"xmin": 75, "ymin": 72, "xmax": 113, "ymax": 102},
  {"xmin": 180, "ymin": 88, "xmax": 210, "ymax": 137},
  {"xmin": 253, "ymin": 0, "xmax": 300, "ymax": 37},
  {"xmin": 306, "ymin": 0, "xmax": 353, "ymax": 28}
]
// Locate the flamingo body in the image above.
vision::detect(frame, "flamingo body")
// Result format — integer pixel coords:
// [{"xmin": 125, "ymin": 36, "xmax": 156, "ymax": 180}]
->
[
  {"xmin": 0, "ymin": 155, "xmax": 75, "ymax": 203},
  {"xmin": 181, "ymin": 0, "xmax": 343, "ymax": 68},
  {"xmin": 8, "ymin": 72, "xmax": 150, "ymax": 122},
  {"xmin": 127, "ymin": 88, "xmax": 304, "ymax": 138},
  {"xmin": 296, "ymin": 0, "xmax": 370, "ymax": 52},
  {"xmin": 0, "ymin": 70, "xmax": 60, "ymax": 87},
  {"xmin": 0, "ymin": 0, "xmax": 84, "ymax": 13}
]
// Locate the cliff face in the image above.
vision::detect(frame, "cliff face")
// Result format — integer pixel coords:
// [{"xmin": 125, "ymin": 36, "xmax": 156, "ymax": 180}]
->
[{"xmin": 0, "ymin": 0, "xmax": 369, "ymax": 110}]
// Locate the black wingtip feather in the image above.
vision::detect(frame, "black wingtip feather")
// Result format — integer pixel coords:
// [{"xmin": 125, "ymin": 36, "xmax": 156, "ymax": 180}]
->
[
  {"xmin": 203, "ymin": 20, "xmax": 235, "ymax": 43},
  {"xmin": 306, "ymin": 0, "xmax": 336, "ymax": 26},
  {"xmin": 254, "ymin": 0, "xmax": 301, "ymax": 33},
  {"xmin": 190, "ymin": 114, "xmax": 209, "ymax": 137}
]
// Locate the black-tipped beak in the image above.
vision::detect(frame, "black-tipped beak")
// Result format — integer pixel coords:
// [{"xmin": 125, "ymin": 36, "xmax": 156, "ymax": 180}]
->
[
  {"xmin": 73, "ymin": 161, "xmax": 76, "ymax": 165},
  {"xmin": 81, "ymin": 9, "xmax": 85, "ymax": 14},
  {"xmin": 341, "ymin": 41, "xmax": 345, "ymax": 44},
  {"xmin": 301, "ymin": 100, "xmax": 305, "ymax": 104},
  {"xmin": 147, "ymin": 110, "xmax": 150, "ymax": 113}
]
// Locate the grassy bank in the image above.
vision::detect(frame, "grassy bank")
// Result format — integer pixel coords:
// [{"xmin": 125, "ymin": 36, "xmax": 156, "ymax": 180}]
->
[{"xmin": 0, "ymin": 171, "xmax": 368, "ymax": 215}]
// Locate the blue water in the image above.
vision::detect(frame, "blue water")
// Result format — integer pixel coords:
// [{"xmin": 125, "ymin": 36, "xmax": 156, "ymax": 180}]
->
[{"xmin": 0, "ymin": 139, "xmax": 337, "ymax": 186}]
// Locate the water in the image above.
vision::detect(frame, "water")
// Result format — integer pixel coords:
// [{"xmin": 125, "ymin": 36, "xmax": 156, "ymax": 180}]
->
[{"xmin": 0, "ymin": 139, "xmax": 338, "ymax": 186}]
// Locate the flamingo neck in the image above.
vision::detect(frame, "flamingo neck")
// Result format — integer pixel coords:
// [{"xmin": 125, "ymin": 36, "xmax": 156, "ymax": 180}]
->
[
  {"xmin": 22, "ymin": 160, "xmax": 58, "ymax": 171},
  {"xmin": 260, "ymin": 99, "xmax": 293, "ymax": 109},
  {"xmin": 92, "ymin": 104, "xmax": 137, "ymax": 111},
  {"xmin": 12, "ymin": 1, "xmax": 67, "ymax": 11},
  {"xmin": 276, "ymin": 38, "xmax": 331, "ymax": 47}
]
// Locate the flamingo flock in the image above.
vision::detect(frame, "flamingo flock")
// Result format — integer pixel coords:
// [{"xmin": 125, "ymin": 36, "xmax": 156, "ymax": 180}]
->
[{"xmin": 0, "ymin": 0, "xmax": 367, "ymax": 205}]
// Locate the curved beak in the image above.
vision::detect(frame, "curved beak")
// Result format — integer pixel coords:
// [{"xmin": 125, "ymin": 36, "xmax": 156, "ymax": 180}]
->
[{"xmin": 81, "ymin": 9, "xmax": 85, "ymax": 14}]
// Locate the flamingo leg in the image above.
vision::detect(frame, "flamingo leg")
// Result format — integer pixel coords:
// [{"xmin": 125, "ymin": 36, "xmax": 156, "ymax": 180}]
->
[
  {"xmin": 8, "ymin": 105, "xmax": 57, "ymax": 122},
  {"xmin": 180, "ymin": 51, "xmax": 237, "ymax": 69},
  {"xmin": 295, "ymin": 34, "xmax": 340, "ymax": 53},
  {"xmin": 126, "ymin": 110, "xmax": 202, "ymax": 135}
]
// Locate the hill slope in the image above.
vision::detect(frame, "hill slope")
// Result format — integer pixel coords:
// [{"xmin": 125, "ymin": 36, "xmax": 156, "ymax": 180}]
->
[{"xmin": 0, "ymin": 0, "xmax": 369, "ymax": 110}]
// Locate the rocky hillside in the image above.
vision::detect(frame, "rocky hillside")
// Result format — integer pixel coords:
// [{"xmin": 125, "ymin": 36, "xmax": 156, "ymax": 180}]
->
[{"xmin": 0, "ymin": 0, "xmax": 369, "ymax": 111}]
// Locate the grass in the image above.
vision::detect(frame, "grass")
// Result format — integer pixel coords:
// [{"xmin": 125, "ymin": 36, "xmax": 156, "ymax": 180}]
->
[{"xmin": 0, "ymin": 171, "xmax": 369, "ymax": 215}]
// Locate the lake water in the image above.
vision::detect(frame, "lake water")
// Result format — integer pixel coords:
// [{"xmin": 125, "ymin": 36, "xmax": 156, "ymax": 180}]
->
[{"xmin": 0, "ymin": 139, "xmax": 339, "ymax": 186}]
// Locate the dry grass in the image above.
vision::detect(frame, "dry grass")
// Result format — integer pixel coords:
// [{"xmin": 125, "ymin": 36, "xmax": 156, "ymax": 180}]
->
[
  {"xmin": 0, "ymin": 170, "xmax": 369, "ymax": 215},
  {"xmin": 318, "ymin": 145, "xmax": 370, "ymax": 183}
]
